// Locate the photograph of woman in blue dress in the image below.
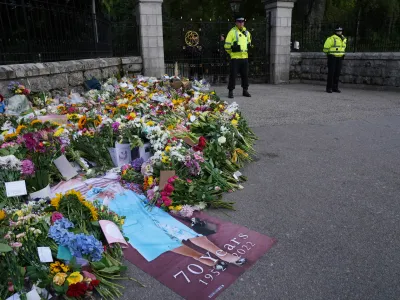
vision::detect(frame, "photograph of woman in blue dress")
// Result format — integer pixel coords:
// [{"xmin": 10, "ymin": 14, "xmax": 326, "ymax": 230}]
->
[{"xmin": 87, "ymin": 185, "xmax": 246, "ymax": 270}]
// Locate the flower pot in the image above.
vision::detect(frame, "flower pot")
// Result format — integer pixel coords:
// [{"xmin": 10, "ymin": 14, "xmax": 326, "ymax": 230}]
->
[{"xmin": 29, "ymin": 184, "xmax": 51, "ymax": 200}]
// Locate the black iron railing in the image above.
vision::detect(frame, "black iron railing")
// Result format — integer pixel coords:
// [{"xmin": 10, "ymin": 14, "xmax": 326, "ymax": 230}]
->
[
  {"xmin": 162, "ymin": 17, "xmax": 271, "ymax": 83},
  {"xmin": 0, "ymin": 0, "xmax": 140, "ymax": 65},
  {"xmin": 291, "ymin": 18, "xmax": 400, "ymax": 52}
]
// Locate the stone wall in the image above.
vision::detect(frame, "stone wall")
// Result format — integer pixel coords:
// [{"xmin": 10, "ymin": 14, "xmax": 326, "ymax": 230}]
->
[
  {"xmin": 290, "ymin": 52, "xmax": 400, "ymax": 88},
  {"xmin": 0, "ymin": 56, "xmax": 142, "ymax": 95}
]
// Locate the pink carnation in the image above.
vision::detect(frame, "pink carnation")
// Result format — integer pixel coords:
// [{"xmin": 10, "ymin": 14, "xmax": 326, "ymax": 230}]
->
[
  {"xmin": 21, "ymin": 159, "xmax": 35, "ymax": 176},
  {"xmin": 167, "ymin": 176, "xmax": 179, "ymax": 184},
  {"xmin": 51, "ymin": 212, "xmax": 64, "ymax": 223},
  {"xmin": 162, "ymin": 196, "xmax": 173, "ymax": 207}
]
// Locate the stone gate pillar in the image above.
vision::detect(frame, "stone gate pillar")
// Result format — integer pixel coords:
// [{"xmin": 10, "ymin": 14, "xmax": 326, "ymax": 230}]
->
[
  {"xmin": 262, "ymin": 0, "xmax": 296, "ymax": 84},
  {"xmin": 136, "ymin": 0, "xmax": 165, "ymax": 77}
]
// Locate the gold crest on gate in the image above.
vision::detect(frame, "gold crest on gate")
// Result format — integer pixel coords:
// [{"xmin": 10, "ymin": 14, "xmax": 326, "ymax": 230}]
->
[{"xmin": 185, "ymin": 31, "xmax": 200, "ymax": 47}]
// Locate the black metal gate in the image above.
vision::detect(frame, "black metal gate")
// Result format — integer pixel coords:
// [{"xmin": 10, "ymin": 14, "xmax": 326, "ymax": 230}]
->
[{"xmin": 163, "ymin": 15, "xmax": 271, "ymax": 84}]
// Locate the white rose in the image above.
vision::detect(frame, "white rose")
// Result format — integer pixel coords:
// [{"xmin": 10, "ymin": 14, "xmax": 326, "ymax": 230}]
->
[{"xmin": 217, "ymin": 136, "xmax": 226, "ymax": 145}]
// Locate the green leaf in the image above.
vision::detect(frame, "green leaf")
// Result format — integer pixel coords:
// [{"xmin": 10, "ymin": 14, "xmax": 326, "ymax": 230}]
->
[
  {"xmin": 99, "ymin": 266, "xmax": 121, "ymax": 274},
  {"xmin": 0, "ymin": 243, "xmax": 12, "ymax": 253},
  {"xmin": 91, "ymin": 261, "xmax": 106, "ymax": 270},
  {"xmin": 91, "ymin": 221, "xmax": 100, "ymax": 227},
  {"xmin": 188, "ymin": 185, "xmax": 194, "ymax": 193}
]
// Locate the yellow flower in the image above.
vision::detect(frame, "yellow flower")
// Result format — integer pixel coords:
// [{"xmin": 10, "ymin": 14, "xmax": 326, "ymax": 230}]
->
[
  {"xmin": 119, "ymin": 219, "xmax": 125, "ymax": 225},
  {"xmin": 15, "ymin": 210, "xmax": 23, "ymax": 217},
  {"xmin": 94, "ymin": 115, "xmax": 102, "ymax": 127},
  {"xmin": 54, "ymin": 128, "xmax": 64, "ymax": 137},
  {"xmin": 67, "ymin": 272, "xmax": 83, "ymax": 285},
  {"xmin": 4, "ymin": 132, "xmax": 17, "ymax": 141},
  {"xmin": 148, "ymin": 176, "xmax": 154, "ymax": 186},
  {"xmin": 146, "ymin": 120, "xmax": 155, "ymax": 126},
  {"xmin": 78, "ymin": 116, "xmax": 87, "ymax": 130},
  {"xmin": 169, "ymin": 206, "xmax": 175, "ymax": 210},
  {"xmin": 0, "ymin": 210, "xmax": 6, "ymax": 221},
  {"xmin": 60, "ymin": 263, "xmax": 70, "ymax": 273},
  {"xmin": 51, "ymin": 194, "xmax": 62, "ymax": 209},
  {"xmin": 15, "ymin": 125, "xmax": 27, "ymax": 135},
  {"xmin": 175, "ymin": 205, "xmax": 183, "ymax": 211},
  {"xmin": 30, "ymin": 119, "xmax": 42, "ymax": 126},
  {"xmin": 161, "ymin": 154, "xmax": 169, "ymax": 163},
  {"xmin": 187, "ymin": 113, "xmax": 192, "ymax": 119},
  {"xmin": 167, "ymin": 125, "xmax": 175, "ymax": 130},
  {"xmin": 53, "ymin": 273, "xmax": 68, "ymax": 286},
  {"xmin": 231, "ymin": 119, "xmax": 238, "ymax": 126},
  {"xmin": 165, "ymin": 146, "xmax": 171, "ymax": 152}
]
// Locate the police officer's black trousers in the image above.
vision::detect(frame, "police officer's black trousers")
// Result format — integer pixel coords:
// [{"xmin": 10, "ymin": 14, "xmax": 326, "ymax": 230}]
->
[
  {"xmin": 326, "ymin": 55, "xmax": 343, "ymax": 91},
  {"xmin": 228, "ymin": 58, "xmax": 249, "ymax": 90}
]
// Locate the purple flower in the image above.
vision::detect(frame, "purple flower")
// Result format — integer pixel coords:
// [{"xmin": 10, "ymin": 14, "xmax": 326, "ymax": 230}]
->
[
  {"xmin": 23, "ymin": 133, "xmax": 37, "ymax": 151},
  {"xmin": 21, "ymin": 159, "xmax": 35, "ymax": 176},
  {"xmin": 131, "ymin": 158, "xmax": 144, "ymax": 172},
  {"xmin": 112, "ymin": 122, "xmax": 120, "ymax": 132}
]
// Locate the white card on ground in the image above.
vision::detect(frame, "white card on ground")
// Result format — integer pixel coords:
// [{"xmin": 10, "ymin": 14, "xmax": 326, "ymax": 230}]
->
[
  {"xmin": 5, "ymin": 181, "xmax": 27, "ymax": 197},
  {"xmin": 233, "ymin": 171, "xmax": 242, "ymax": 181},
  {"xmin": 54, "ymin": 155, "xmax": 78, "ymax": 180},
  {"xmin": 37, "ymin": 247, "xmax": 53, "ymax": 263},
  {"xmin": 26, "ymin": 289, "xmax": 41, "ymax": 300},
  {"xmin": 6, "ymin": 294, "xmax": 20, "ymax": 300}
]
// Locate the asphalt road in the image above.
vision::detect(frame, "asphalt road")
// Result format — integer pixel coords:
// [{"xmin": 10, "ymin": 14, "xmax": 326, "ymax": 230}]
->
[{"xmin": 121, "ymin": 84, "xmax": 400, "ymax": 300}]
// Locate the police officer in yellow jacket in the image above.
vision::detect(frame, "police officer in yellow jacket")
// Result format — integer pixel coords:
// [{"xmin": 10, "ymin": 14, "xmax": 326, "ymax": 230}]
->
[
  {"xmin": 225, "ymin": 15, "xmax": 252, "ymax": 98},
  {"xmin": 323, "ymin": 26, "xmax": 347, "ymax": 93}
]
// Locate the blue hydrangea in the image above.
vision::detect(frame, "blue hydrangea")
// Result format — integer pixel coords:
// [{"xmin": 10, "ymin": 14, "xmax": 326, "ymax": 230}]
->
[{"xmin": 48, "ymin": 217, "xmax": 104, "ymax": 262}]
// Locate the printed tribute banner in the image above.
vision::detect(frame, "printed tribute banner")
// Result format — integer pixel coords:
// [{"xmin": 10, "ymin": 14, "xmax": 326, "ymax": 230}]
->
[{"xmin": 123, "ymin": 212, "xmax": 276, "ymax": 299}]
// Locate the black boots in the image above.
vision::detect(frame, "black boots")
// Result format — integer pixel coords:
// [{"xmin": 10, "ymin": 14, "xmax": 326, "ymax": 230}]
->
[
  {"xmin": 228, "ymin": 89, "xmax": 251, "ymax": 98},
  {"xmin": 243, "ymin": 89, "xmax": 251, "ymax": 97}
]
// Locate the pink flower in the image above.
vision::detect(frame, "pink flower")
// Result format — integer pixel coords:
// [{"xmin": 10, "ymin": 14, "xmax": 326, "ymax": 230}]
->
[
  {"xmin": 186, "ymin": 179, "xmax": 192, "ymax": 183},
  {"xmin": 10, "ymin": 242, "xmax": 22, "ymax": 248},
  {"xmin": 163, "ymin": 183, "xmax": 174, "ymax": 195},
  {"xmin": 82, "ymin": 271, "xmax": 96, "ymax": 280},
  {"xmin": 215, "ymin": 186, "xmax": 221, "ymax": 191},
  {"xmin": 162, "ymin": 197, "xmax": 173, "ymax": 207},
  {"xmin": 167, "ymin": 176, "xmax": 178, "ymax": 184},
  {"xmin": 21, "ymin": 159, "xmax": 35, "ymax": 176},
  {"xmin": 179, "ymin": 205, "xmax": 194, "ymax": 218},
  {"xmin": 51, "ymin": 212, "xmax": 64, "ymax": 223}
]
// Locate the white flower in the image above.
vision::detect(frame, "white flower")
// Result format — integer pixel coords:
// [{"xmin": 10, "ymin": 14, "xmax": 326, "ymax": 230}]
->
[
  {"xmin": 190, "ymin": 115, "xmax": 197, "ymax": 122},
  {"xmin": 0, "ymin": 155, "xmax": 21, "ymax": 171},
  {"xmin": 217, "ymin": 136, "xmax": 226, "ymax": 145}
]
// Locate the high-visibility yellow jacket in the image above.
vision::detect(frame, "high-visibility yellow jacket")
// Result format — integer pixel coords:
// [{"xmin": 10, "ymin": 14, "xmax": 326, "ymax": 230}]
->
[
  {"xmin": 224, "ymin": 26, "xmax": 252, "ymax": 59},
  {"xmin": 323, "ymin": 34, "xmax": 347, "ymax": 57}
]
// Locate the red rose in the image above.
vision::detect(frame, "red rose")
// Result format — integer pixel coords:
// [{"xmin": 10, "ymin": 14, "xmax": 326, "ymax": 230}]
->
[
  {"xmin": 67, "ymin": 282, "xmax": 87, "ymax": 297},
  {"xmin": 91, "ymin": 279, "xmax": 100, "ymax": 287},
  {"xmin": 198, "ymin": 136, "xmax": 207, "ymax": 147}
]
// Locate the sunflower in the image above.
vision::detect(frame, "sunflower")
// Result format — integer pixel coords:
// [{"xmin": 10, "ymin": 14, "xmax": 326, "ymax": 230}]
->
[
  {"xmin": 4, "ymin": 132, "xmax": 18, "ymax": 141},
  {"xmin": 94, "ymin": 115, "xmax": 102, "ymax": 127},
  {"xmin": 16, "ymin": 125, "xmax": 27, "ymax": 135},
  {"xmin": 78, "ymin": 115, "xmax": 87, "ymax": 130},
  {"xmin": 51, "ymin": 194, "xmax": 62, "ymax": 209},
  {"xmin": 30, "ymin": 119, "xmax": 42, "ymax": 126},
  {"xmin": 84, "ymin": 201, "xmax": 99, "ymax": 221}
]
